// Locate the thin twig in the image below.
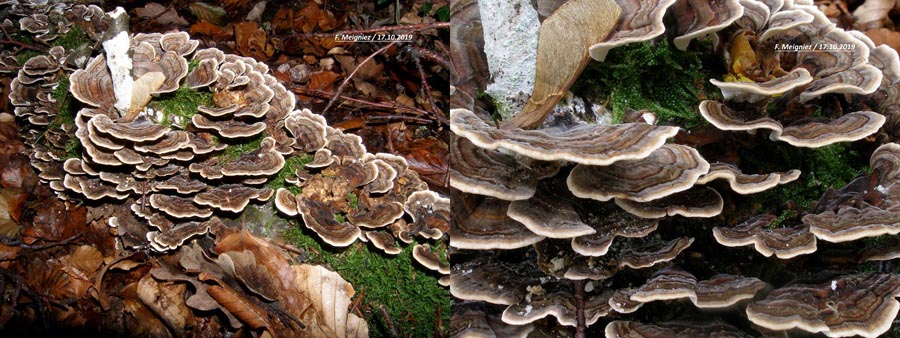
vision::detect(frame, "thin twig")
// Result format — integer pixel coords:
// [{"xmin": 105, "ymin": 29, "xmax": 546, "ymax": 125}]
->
[
  {"xmin": 322, "ymin": 41, "xmax": 398, "ymax": 115},
  {"xmin": 349, "ymin": 289, "xmax": 365, "ymax": 314},
  {"xmin": 0, "ymin": 39, "xmax": 47, "ymax": 52},
  {"xmin": 433, "ymin": 303, "xmax": 445, "ymax": 338},
  {"xmin": 293, "ymin": 87, "xmax": 435, "ymax": 121},
  {"xmin": 15, "ymin": 233, "xmax": 83, "ymax": 250},
  {"xmin": 379, "ymin": 304, "xmax": 401, "ymax": 338},
  {"xmin": 366, "ymin": 114, "xmax": 435, "ymax": 125},
  {"xmin": 279, "ymin": 22, "xmax": 449, "ymax": 39},
  {"xmin": 408, "ymin": 46, "xmax": 450, "ymax": 70},
  {"xmin": 408, "ymin": 45, "xmax": 443, "ymax": 123}
]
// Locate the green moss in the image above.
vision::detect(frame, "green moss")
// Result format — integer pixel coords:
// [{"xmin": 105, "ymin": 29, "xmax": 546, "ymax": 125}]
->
[
  {"xmin": 15, "ymin": 50, "xmax": 43, "ymax": 66},
  {"xmin": 333, "ymin": 212, "xmax": 348, "ymax": 223},
  {"xmin": 147, "ymin": 86, "xmax": 213, "ymax": 129},
  {"xmin": 218, "ymin": 134, "xmax": 264, "ymax": 162},
  {"xmin": 267, "ymin": 155, "xmax": 313, "ymax": 192},
  {"xmin": 348, "ymin": 192, "xmax": 359, "ymax": 210},
  {"xmin": 283, "ymin": 228, "xmax": 449, "ymax": 337},
  {"xmin": 743, "ymin": 142, "xmax": 865, "ymax": 219},
  {"xmin": 475, "ymin": 89, "xmax": 502, "ymax": 122},
  {"xmin": 188, "ymin": 58, "xmax": 201, "ymax": 73},
  {"xmin": 570, "ymin": 40, "xmax": 723, "ymax": 128},
  {"xmin": 51, "ymin": 26, "xmax": 90, "ymax": 50},
  {"xmin": 45, "ymin": 75, "xmax": 82, "ymax": 159}
]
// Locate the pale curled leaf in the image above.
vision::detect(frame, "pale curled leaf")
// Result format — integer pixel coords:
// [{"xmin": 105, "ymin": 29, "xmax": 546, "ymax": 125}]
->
[{"xmin": 508, "ymin": 0, "xmax": 622, "ymax": 129}]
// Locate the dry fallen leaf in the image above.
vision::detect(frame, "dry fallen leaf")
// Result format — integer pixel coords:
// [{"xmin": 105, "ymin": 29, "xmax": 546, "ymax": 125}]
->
[
  {"xmin": 865, "ymin": 28, "xmax": 900, "ymax": 52},
  {"xmin": 853, "ymin": 0, "xmax": 897, "ymax": 29},
  {"xmin": 507, "ymin": 0, "xmax": 622, "ymax": 129},
  {"xmin": 215, "ymin": 230, "xmax": 369, "ymax": 337},
  {"xmin": 188, "ymin": 2, "xmax": 227, "ymax": 26},
  {"xmin": 235, "ymin": 21, "xmax": 275, "ymax": 60},
  {"xmin": 309, "ymin": 71, "xmax": 342, "ymax": 93},
  {"xmin": 189, "ymin": 22, "xmax": 232, "ymax": 41},
  {"xmin": 135, "ymin": 3, "xmax": 189, "ymax": 26},
  {"xmin": 137, "ymin": 275, "xmax": 194, "ymax": 336}
]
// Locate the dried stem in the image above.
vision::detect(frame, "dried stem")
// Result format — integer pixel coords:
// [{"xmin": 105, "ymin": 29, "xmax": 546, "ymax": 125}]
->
[
  {"xmin": 0, "ymin": 40, "xmax": 47, "ymax": 53},
  {"xmin": 574, "ymin": 280, "xmax": 586, "ymax": 338},
  {"xmin": 408, "ymin": 45, "xmax": 443, "ymax": 123},
  {"xmin": 433, "ymin": 303, "xmax": 445, "ymax": 338},
  {"xmin": 279, "ymin": 22, "xmax": 449, "ymax": 39},
  {"xmin": 408, "ymin": 46, "xmax": 450, "ymax": 70},
  {"xmin": 292, "ymin": 87, "xmax": 435, "ymax": 121},
  {"xmin": 322, "ymin": 41, "xmax": 398, "ymax": 115},
  {"xmin": 379, "ymin": 304, "xmax": 401, "ymax": 338}
]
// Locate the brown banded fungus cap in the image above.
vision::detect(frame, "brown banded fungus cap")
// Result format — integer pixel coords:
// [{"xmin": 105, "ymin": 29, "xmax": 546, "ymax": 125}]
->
[
  {"xmin": 450, "ymin": 135, "xmax": 539, "ymax": 201},
  {"xmin": 709, "ymin": 68, "xmax": 813, "ymax": 103},
  {"xmin": 274, "ymin": 110, "xmax": 449, "ymax": 259},
  {"xmin": 620, "ymin": 265, "xmax": 765, "ymax": 310},
  {"xmin": 670, "ymin": 0, "xmax": 744, "ymax": 51},
  {"xmin": 506, "ymin": 178, "xmax": 596, "ymax": 238},
  {"xmin": 699, "ymin": 101, "xmax": 886, "ymax": 148},
  {"xmin": 412, "ymin": 244, "xmax": 449, "ymax": 275},
  {"xmin": 614, "ymin": 186, "xmax": 724, "ymax": 219},
  {"xmin": 570, "ymin": 202, "xmax": 658, "ymax": 257},
  {"xmin": 696, "ymin": 162, "xmax": 800, "ymax": 194},
  {"xmin": 451, "ymin": 108, "xmax": 679, "ymax": 166},
  {"xmin": 451, "ymin": 302, "xmax": 534, "ymax": 338},
  {"xmin": 567, "ymin": 144, "xmax": 710, "ymax": 202},
  {"xmin": 450, "ymin": 192, "xmax": 545, "ymax": 250},
  {"xmin": 588, "ymin": 0, "xmax": 678, "ymax": 61},
  {"xmin": 604, "ymin": 320, "xmax": 754, "ymax": 338},
  {"xmin": 500, "ymin": 285, "xmax": 614, "ymax": 327},
  {"xmin": 713, "ymin": 214, "xmax": 818, "ymax": 259},
  {"xmin": 746, "ymin": 273, "xmax": 900, "ymax": 337}
]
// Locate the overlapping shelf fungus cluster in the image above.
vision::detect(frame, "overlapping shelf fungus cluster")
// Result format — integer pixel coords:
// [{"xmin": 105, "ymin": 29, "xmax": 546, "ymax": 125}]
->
[
  {"xmin": 5, "ymin": 3, "xmax": 450, "ymax": 336},
  {"xmin": 450, "ymin": 0, "xmax": 900, "ymax": 336}
]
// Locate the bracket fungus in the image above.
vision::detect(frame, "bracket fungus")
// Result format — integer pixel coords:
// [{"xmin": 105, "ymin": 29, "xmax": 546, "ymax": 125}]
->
[
  {"xmin": 712, "ymin": 214, "xmax": 818, "ymax": 259},
  {"xmin": 270, "ymin": 109, "xmax": 449, "ymax": 276},
  {"xmin": 47, "ymin": 30, "xmax": 300, "ymax": 252},
  {"xmin": 604, "ymin": 320, "xmax": 754, "ymax": 337},
  {"xmin": 746, "ymin": 273, "xmax": 900, "ymax": 337},
  {"xmin": 452, "ymin": 0, "xmax": 900, "ymax": 335},
  {"xmin": 613, "ymin": 265, "xmax": 765, "ymax": 311}
]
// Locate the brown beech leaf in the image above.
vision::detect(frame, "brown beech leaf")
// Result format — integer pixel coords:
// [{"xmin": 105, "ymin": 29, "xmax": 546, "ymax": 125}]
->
[
  {"xmin": 235, "ymin": 21, "xmax": 274, "ymax": 60},
  {"xmin": 135, "ymin": 3, "xmax": 189, "ymax": 26},
  {"xmin": 853, "ymin": 0, "xmax": 896, "ymax": 29},
  {"xmin": 221, "ymin": 250, "xmax": 282, "ymax": 301},
  {"xmin": 309, "ymin": 71, "xmax": 341, "ymax": 93},
  {"xmin": 137, "ymin": 275, "xmax": 194, "ymax": 336},
  {"xmin": 70, "ymin": 245, "xmax": 103, "ymax": 274},
  {"xmin": 0, "ymin": 188, "xmax": 24, "ymax": 237},
  {"xmin": 27, "ymin": 197, "xmax": 87, "ymax": 242},
  {"xmin": 200, "ymin": 273, "xmax": 271, "ymax": 330},
  {"xmin": 150, "ymin": 265, "xmax": 243, "ymax": 328},
  {"xmin": 1, "ymin": 155, "xmax": 32, "ymax": 189},
  {"xmin": 0, "ymin": 243, "xmax": 21, "ymax": 267},
  {"xmin": 865, "ymin": 28, "xmax": 900, "ymax": 52},
  {"xmin": 123, "ymin": 298, "xmax": 175, "ymax": 338},
  {"xmin": 398, "ymin": 137, "xmax": 449, "ymax": 188},
  {"xmin": 188, "ymin": 2, "xmax": 227, "ymax": 26},
  {"xmin": 214, "ymin": 230, "xmax": 368, "ymax": 337},
  {"xmin": 189, "ymin": 22, "xmax": 232, "ymax": 41},
  {"xmin": 507, "ymin": 0, "xmax": 621, "ymax": 129}
]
